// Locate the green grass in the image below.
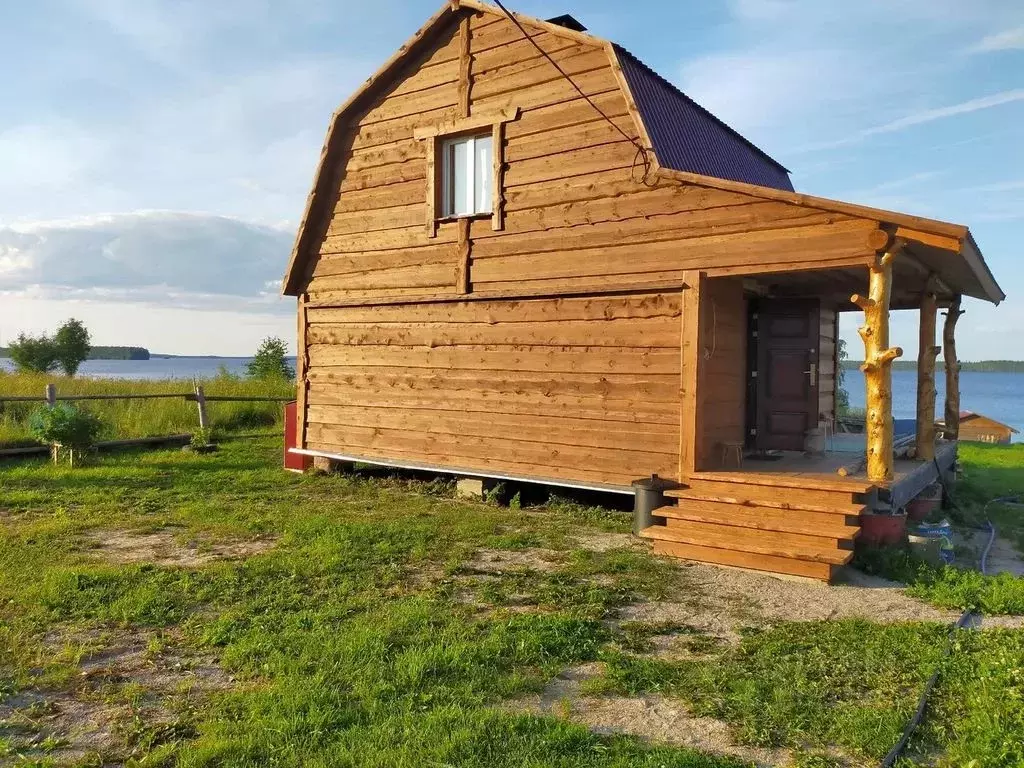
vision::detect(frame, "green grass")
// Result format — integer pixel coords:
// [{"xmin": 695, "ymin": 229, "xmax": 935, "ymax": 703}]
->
[
  {"xmin": 955, "ymin": 443, "xmax": 1024, "ymax": 551},
  {"xmin": 1, "ymin": 439, "xmax": 1022, "ymax": 766},
  {"xmin": 853, "ymin": 442, "xmax": 1024, "ymax": 615},
  {"xmin": 0, "ymin": 439, "xmax": 744, "ymax": 767},
  {"xmin": 0, "ymin": 371, "xmax": 292, "ymax": 447},
  {"xmin": 591, "ymin": 620, "xmax": 1024, "ymax": 766}
]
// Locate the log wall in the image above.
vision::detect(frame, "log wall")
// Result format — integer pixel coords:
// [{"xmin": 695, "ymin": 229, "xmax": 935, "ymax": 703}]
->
[{"xmin": 303, "ymin": 292, "xmax": 681, "ymax": 487}]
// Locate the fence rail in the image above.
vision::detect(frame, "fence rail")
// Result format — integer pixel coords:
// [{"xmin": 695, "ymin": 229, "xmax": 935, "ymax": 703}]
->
[
  {"xmin": 0, "ymin": 382, "xmax": 293, "ymax": 459},
  {"xmin": 0, "ymin": 386, "xmax": 292, "ymax": 405}
]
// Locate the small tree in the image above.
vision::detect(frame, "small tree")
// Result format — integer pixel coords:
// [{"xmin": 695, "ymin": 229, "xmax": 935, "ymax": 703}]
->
[
  {"xmin": 247, "ymin": 336, "xmax": 294, "ymax": 380},
  {"xmin": 54, "ymin": 318, "xmax": 91, "ymax": 377},
  {"xmin": 7, "ymin": 333, "xmax": 59, "ymax": 374}
]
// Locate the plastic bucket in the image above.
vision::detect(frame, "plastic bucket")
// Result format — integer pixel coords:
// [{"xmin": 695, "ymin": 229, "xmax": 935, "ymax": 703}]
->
[
  {"xmin": 906, "ymin": 483, "xmax": 943, "ymax": 522},
  {"xmin": 859, "ymin": 512, "xmax": 907, "ymax": 546}
]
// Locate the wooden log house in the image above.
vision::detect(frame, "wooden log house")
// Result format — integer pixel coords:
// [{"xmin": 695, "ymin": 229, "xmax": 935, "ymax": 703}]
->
[{"xmin": 281, "ymin": 1, "xmax": 1006, "ymax": 581}]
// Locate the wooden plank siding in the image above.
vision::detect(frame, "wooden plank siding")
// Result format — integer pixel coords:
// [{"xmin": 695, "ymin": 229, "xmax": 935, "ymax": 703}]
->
[
  {"xmin": 304, "ymin": 10, "xmax": 880, "ymax": 308},
  {"xmin": 303, "ymin": 292, "xmax": 682, "ymax": 487},
  {"xmin": 293, "ymin": 9, "xmax": 885, "ymax": 492}
]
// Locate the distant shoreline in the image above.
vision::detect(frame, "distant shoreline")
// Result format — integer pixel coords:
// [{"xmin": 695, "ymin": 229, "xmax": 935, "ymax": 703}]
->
[
  {"xmin": 0, "ymin": 345, "xmax": 151, "ymax": 361},
  {"xmin": 843, "ymin": 360, "xmax": 1024, "ymax": 372}
]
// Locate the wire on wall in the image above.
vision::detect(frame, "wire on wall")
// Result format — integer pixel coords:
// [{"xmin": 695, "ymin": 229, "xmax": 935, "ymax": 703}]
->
[{"xmin": 491, "ymin": 0, "xmax": 655, "ymax": 184}]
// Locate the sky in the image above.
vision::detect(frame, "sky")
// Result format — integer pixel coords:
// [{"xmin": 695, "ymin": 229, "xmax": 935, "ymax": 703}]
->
[{"xmin": 0, "ymin": 0, "xmax": 1022, "ymax": 357}]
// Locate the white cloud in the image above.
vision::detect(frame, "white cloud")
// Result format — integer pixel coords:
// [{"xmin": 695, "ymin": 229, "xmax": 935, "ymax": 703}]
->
[
  {"xmin": 862, "ymin": 89, "xmax": 1024, "ymax": 137},
  {"xmin": 962, "ymin": 179, "xmax": 1024, "ymax": 193},
  {"xmin": 796, "ymin": 89, "xmax": 1024, "ymax": 153},
  {"xmin": 0, "ymin": 211, "xmax": 294, "ymax": 310},
  {"xmin": 678, "ymin": 49, "xmax": 870, "ymax": 133},
  {"xmin": 967, "ymin": 26, "xmax": 1024, "ymax": 53}
]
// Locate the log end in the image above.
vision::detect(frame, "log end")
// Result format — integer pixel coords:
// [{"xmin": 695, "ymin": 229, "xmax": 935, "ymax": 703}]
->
[{"xmin": 866, "ymin": 228, "xmax": 892, "ymax": 251}]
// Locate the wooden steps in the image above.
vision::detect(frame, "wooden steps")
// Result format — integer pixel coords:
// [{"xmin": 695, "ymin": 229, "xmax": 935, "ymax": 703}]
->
[
  {"xmin": 654, "ymin": 499, "xmax": 859, "ymax": 539},
  {"xmin": 641, "ymin": 520, "xmax": 854, "ymax": 564},
  {"xmin": 643, "ymin": 474, "xmax": 869, "ymax": 582},
  {"xmin": 650, "ymin": 540, "xmax": 841, "ymax": 581},
  {"xmin": 667, "ymin": 481, "xmax": 866, "ymax": 514}
]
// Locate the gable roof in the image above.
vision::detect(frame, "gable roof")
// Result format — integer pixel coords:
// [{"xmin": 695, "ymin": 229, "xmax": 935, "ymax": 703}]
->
[
  {"xmin": 614, "ymin": 46, "xmax": 794, "ymax": 192},
  {"xmin": 282, "ymin": 0, "xmax": 1004, "ymax": 308},
  {"xmin": 960, "ymin": 411, "xmax": 1019, "ymax": 433}
]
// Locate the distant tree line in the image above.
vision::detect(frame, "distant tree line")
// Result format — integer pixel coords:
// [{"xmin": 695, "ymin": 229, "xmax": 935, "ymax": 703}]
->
[
  {"xmin": 1, "ymin": 344, "xmax": 149, "ymax": 361},
  {"xmin": 841, "ymin": 360, "xmax": 1024, "ymax": 372}
]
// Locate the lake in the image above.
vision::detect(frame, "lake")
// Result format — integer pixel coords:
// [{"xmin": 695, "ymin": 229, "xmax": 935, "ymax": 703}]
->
[
  {"xmin": 2, "ymin": 357, "xmax": 1021, "ymax": 442},
  {"xmin": 0, "ymin": 356, "xmax": 276, "ymax": 380},
  {"xmin": 845, "ymin": 369, "xmax": 1023, "ymax": 442}
]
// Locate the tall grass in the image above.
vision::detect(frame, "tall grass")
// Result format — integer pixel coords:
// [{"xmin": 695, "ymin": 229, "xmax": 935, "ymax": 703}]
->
[{"xmin": 0, "ymin": 371, "xmax": 293, "ymax": 447}]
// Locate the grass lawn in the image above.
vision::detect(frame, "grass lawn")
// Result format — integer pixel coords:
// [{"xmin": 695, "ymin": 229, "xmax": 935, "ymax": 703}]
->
[{"xmin": 0, "ymin": 438, "xmax": 1022, "ymax": 767}]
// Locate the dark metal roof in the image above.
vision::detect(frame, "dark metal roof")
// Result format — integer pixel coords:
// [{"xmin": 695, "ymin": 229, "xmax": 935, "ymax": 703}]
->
[
  {"xmin": 545, "ymin": 14, "xmax": 587, "ymax": 32},
  {"xmin": 614, "ymin": 45, "xmax": 794, "ymax": 192}
]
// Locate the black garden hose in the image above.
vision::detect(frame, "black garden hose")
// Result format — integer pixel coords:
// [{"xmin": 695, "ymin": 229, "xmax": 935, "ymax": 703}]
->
[{"xmin": 879, "ymin": 460, "xmax": 1019, "ymax": 767}]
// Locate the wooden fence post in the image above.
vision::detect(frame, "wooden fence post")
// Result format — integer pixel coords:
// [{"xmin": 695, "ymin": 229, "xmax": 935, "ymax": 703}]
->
[
  {"xmin": 45, "ymin": 383, "xmax": 56, "ymax": 407},
  {"xmin": 193, "ymin": 383, "xmax": 209, "ymax": 432}
]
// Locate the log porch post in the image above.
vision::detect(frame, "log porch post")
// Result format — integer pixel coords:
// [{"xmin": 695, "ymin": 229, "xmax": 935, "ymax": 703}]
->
[
  {"xmin": 915, "ymin": 286, "xmax": 940, "ymax": 461},
  {"xmin": 852, "ymin": 237, "xmax": 905, "ymax": 482},
  {"xmin": 943, "ymin": 295, "xmax": 964, "ymax": 440}
]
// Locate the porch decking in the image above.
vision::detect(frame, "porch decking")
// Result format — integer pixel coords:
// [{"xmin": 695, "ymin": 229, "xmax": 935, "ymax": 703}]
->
[{"xmin": 640, "ymin": 440, "xmax": 957, "ymax": 582}]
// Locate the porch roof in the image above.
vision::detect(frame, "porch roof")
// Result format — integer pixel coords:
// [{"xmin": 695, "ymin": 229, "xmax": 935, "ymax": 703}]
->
[{"xmin": 657, "ymin": 168, "xmax": 1005, "ymax": 307}]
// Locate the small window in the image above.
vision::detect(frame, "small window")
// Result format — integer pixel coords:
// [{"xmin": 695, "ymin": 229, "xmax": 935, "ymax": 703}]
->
[{"xmin": 441, "ymin": 133, "xmax": 492, "ymax": 217}]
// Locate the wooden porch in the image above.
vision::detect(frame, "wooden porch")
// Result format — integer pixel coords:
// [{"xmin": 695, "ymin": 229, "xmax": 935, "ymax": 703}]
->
[
  {"xmin": 639, "ymin": 440, "xmax": 957, "ymax": 581},
  {"xmin": 641, "ymin": 231, "xmax": 978, "ymax": 582}
]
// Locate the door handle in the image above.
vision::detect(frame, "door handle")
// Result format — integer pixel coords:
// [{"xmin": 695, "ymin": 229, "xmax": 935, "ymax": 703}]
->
[{"xmin": 804, "ymin": 363, "xmax": 817, "ymax": 386}]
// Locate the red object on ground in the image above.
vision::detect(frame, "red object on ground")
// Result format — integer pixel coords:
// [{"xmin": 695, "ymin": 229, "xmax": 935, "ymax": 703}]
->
[
  {"xmin": 859, "ymin": 513, "xmax": 907, "ymax": 546},
  {"xmin": 906, "ymin": 485, "xmax": 942, "ymax": 521},
  {"xmin": 283, "ymin": 401, "xmax": 311, "ymax": 472}
]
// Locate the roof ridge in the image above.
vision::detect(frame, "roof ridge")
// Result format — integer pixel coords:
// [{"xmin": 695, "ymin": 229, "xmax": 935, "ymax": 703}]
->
[{"xmin": 612, "ymin": 44, "xmax": 790, "ymax": 174}]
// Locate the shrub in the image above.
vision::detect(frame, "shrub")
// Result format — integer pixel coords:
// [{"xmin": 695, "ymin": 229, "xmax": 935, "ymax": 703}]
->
[{"xmin": 29, "ymin": 404, "xmax": 102, "ymax": 464}]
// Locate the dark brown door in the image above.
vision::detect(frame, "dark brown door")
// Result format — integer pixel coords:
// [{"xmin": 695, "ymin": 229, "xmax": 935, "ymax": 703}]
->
[{"xmin": 756, "ymin": 299, "xmax": 820, "ymax": 451}]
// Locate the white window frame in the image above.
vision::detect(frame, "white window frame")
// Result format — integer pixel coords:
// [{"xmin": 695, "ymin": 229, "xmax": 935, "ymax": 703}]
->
[{"xmin": 440, "ymin": 133, "xmax": 493, "ymax": 218}]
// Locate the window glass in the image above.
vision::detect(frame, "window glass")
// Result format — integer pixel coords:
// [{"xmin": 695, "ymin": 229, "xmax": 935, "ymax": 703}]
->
[
  {"xmin": 440, "ymin": 133, "xmax": 492, "ymax": 218},
  {"xmin": 474, "ymin": 135, "xmax": 493, "ymax": 214},
  {"xmin": 450, "ymin": 138, "xmax": 470, "ymax": 216}
]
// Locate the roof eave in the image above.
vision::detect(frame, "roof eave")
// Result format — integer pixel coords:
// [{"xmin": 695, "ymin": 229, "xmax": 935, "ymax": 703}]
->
[
  {"xmin": 656, "ymin": 167, "xmax": 1006, "ymax": 304},
  {"xmin": 961, "ymin": 229, "xmax": 1005, "ymax": 305}
]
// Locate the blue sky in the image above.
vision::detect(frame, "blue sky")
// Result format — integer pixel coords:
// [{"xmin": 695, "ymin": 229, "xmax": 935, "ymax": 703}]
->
[{"xmin": 0, "ymin": 0, "xmax": 1021, "ymax": 357}]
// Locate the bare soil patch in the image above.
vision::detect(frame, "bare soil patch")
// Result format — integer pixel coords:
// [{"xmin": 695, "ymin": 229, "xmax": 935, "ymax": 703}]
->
[
  {"xmin": 0, "ymin": 627, "xmax": 230, "ymax": 765},
  {"xmin": 85, "ymin": 529, "xmax": 276, "ymax": 567},
  {"xmin": 464, "ymin": 547, "xmax": 562, "ymax": 574},
  {"xmin": 958, "ymin": 531, "xmax": 1024, "ymax": 577},
  {"xmin": 571, "ymin": 532, "xmax": 643, "ymax": 552},
  {"xmin": 619, "ymin": 561, "xmax": 964, "ymax": 645},
  {"xmin": 502, "ymin": 663, "xmax": 789, "ymax": 767}
]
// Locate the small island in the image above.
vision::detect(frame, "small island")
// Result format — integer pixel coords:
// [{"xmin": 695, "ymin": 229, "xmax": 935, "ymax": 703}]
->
[{"xmin": 0, "ymin": 345, "xmax": 150, "ymax": 361}]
